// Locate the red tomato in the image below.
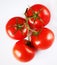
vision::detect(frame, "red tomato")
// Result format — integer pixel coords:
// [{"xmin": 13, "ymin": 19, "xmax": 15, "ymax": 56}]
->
[
  {"xmin": 6, "ymin": 17, "xmax": 28, "ymax": 40},
  {"xmin": 13, "ymin": 39, "xmax": 36, "ymax": 62},
  {"xmin": 25, "ymin": 4, "xmax": 51, "ymax": 31},
  {"xmin": 31, "ymin": 28, "xmax": 54, "ymax": 50}
]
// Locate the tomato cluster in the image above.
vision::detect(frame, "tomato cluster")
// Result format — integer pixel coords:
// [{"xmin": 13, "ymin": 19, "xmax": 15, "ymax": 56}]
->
[{"xmin": 6, "ymin": 4, "xmax": 54, "ymax": 62}]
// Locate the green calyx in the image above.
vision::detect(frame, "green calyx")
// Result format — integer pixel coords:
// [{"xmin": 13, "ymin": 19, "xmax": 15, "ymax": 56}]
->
[
  {"xmin": 25, "ymin": 7, "xmax": 44, "ymax": 24},
  {"xmin": 32, "ymin": 29, "xmax": 42, "ymax": 36},
  {"xmin": 32, "ymin": 11, "xmax": 44, "ymax": 23},
  {"xmin": 33, "ymin": 12, "xmax": 38, "ymax": 19},
  {"xmin": 15, "ymin": 18, "xmax": 24, "ymax": 30},
  {"xmin": 32, "ymin": 31, "xmax": 39, "ymax": 36},
  {"xmin": 16, "ymin": 24, "xmax": 23, "ymax": 30}
]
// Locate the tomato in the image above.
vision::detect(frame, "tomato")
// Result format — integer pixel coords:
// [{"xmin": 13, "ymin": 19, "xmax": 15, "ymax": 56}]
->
[
  {"xmin": 6, "ymin": 17, "xmax": 28, "ymax": 40},
  {"xmin": 31, "ymin": 28, "xmax": 54, "ymax": 50},
  {"xmin": 13, "ymin": 39, "xmax": 36, "ymax": 62},
  {"xmin": 25, "ymin": 4, "xmax": 51, "ymax": 31}
]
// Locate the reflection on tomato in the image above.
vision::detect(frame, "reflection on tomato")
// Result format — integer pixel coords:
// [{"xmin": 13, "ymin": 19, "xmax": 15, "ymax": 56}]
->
[
  {"xmin": 31, "ymin": 28, "xmax": 54, "ymax": 50},
  {"xmin": 13, "ymin": 39, "xmax": 36, "ymax": 62},
  {"xmin": 25, "ymin": 4, "xmax": 50, "ymax": 31},
  {"xmin": 6, "ymin": 17, "xmax": 28, "ymax": 40}
]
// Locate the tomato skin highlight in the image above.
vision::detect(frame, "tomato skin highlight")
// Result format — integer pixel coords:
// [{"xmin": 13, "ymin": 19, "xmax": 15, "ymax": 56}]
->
[
  {"xmin": 13, "ymin": 40, "xmax": 36, "ymax": 62},
  {"xmin": 31, "ymin": 28, "xmax": 54, "ymax": 50},
  {"xmin": 25, "ymin": 4, "xmax": 51, "ymax": 30},
  {"xmin": 6, "ymin": 17, "xmax": 28, "ymax": 40}
]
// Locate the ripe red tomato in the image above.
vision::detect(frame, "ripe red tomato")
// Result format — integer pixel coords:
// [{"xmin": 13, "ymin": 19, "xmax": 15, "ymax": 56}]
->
[
  {"xmin": 13, "ymin": 39, "xmax": 36, "ymax": 62},
  {"xmin": 6, "ymin": 17, "xmax": 28, "ymax": 40},
  {"xmin": 25, "ymin": 4, "xmax": 50, "ymax": 30},
  {"xmin": 31, "ymin": 28, "xmax": 54, "ymax": 50}
]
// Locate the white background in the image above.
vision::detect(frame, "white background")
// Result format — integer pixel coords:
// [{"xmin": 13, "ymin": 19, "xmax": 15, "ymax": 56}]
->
[{"xmin": 0, "ymin": 0, "xmax": 57, "ymax": 65}]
